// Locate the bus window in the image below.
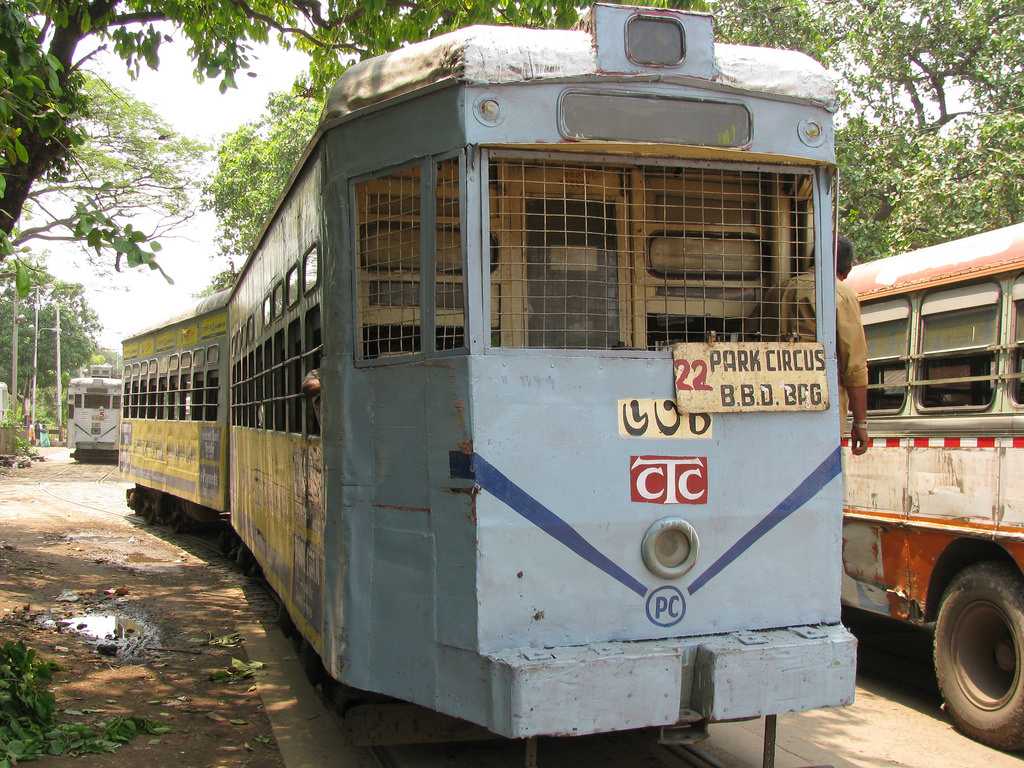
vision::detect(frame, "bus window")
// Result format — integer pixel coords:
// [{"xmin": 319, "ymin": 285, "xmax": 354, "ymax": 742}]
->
[
  {"xmin": 436, "ymin": 157, "xmax": 465, "ymax": 351},
  {"xmin": 288, "ymin": 318, "xmax": 302, "ymax": 433},
  {"xmin": 206, "ymin": 370, "xmax": 218, "ymax": 421},
  {"xmin": 1014, "ymin": 280, "xmax": 1024, "ymax": 405},
  {"xmin": 304, "ymin": 245, "xmax": 319, "ymax": 294},
  {"xmin": 919, "ymin": 283, "xmax": 999, "ymax": 409},
  {"xmin": 305, "ymin": 304, "xmax": 322, "ymax": 435},
  {"xmin": 356, "ymin": 164, "xmax": 422, "ymax": 359},
  {"xmin": 487, "ymin": 159, "xmax": 814, "ymax": 350},
  {"xmin": 860, "ymin": 299, "xmax": 909, "ymax": 415}
]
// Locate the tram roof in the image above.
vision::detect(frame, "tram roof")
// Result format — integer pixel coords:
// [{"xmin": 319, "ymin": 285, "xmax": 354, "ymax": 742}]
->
[
  {"xmin": 123, "ymin": 288, "xmax": 232, "ymax": 344},
  {"xmin": 846, "ymin": 222, "xmax": 1024, "ymax": 300},
  {"xmin": 322, "ymin": 20, "xmax": 837, "ymax": 125}
]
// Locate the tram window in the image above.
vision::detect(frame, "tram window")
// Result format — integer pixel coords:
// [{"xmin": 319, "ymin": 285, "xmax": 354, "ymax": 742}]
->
[
  {"xmin": 157, "ymin": 376, "xmax": 167, "ymax": 419},
  {"xmin": 305, "ymin": 304, "xmax": 322, "ymax": 436},
  {"xmin": 74, "ymin": 394, "xmax": 83, "ymax": 408},
  {"xmin": 178, "ymin": 372, "xmax": 188, "ymax": 420},
  {"xmin": 263, "ymin": 295, "xmax": 272, "ymax": 328},
  {"xmin": 192, "ymin": 371, "xmax": 205, "ymax": 420},
  {"xmin": 206, "ymin": 371, "xmax": 218, "ymax": 421},
  {"xmin": 181, "ymin": 351, "xmax": 192, "ymax": 369},
  {"xmin": 274, "ymin": 328, "xmax": 285, "ymax": 430},
  {"xmin": 919, "ymin": 286, "xmax": 999, "ymax": 409},
  {"xmin": 247, "ymin": 349, "xmax": 256, "ymax": 427},
  {"xmin": 436, "ymin": 157, "xmax": 465, "ymax": 351},
  {"xmin": 208, "ymin": 344, "xmax": 219, "ymax": 366},
  {"xmin": 68, "ymin": 400, "xmax": 74, "ymax": 419},
  {"xmin": 487, "ymin": 159, "xmax": 813, "ymax": 350},
  {"xmin": 263, "ymin": 338, "xmax": 274, "ymax": 429},
  {"xmin": 356, "ymin": 165, "xmax": 422, "ymax": 359},
  {"xmin": 167, "ymin": 376, "xmax": 177, "ymax": 420},
  {"xmin": 256, "ymin": 343, "xmax": 266, "ymax": 429},
  {"xmin": 287, "ymin": 318, "xmax": 302, "ymax": 433},
  {"xmin": 287, "ymin": 265, "xmax": 300, "ymax": 308},
  {"xmin": 304, "ymin": 245, "xmax": 319, "ymax": 294},
  {"xmin": 148, "ymin": 375, "xmax": 158, "ymax": 419},
  {"xmin": 273, "ymin": 282, "xmax": 284, "ymax": 322},
  {"xmin": 194, "ymin": 348, "xmax": 205, "ymax": 368}
]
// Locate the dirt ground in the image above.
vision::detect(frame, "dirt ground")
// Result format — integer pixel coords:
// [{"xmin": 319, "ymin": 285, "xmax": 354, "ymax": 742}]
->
[{"xmin": 0, "ymin": 448, "xmax": 286, "ymax": 768}]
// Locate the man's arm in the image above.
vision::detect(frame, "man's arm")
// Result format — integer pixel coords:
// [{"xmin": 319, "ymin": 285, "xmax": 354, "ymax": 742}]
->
[{"xmin": 837, "ymin": 283, "xmax": 870, "ymax": 455}]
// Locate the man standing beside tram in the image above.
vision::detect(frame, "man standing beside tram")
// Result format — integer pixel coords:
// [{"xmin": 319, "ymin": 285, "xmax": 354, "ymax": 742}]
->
[{"xmin": 767, "ymin": 236, "xmax": 870, "ymax": 455}]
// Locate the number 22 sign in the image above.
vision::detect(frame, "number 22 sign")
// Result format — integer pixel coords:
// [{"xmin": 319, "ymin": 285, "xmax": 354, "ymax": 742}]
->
[{"xmin": 671, "ymin": 341, "xmax": 830, "ymax": 413}]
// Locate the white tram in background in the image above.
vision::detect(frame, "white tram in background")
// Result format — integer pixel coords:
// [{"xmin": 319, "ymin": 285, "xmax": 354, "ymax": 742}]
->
[
  {"xmin": 68, "ymin": 364, "xmax": 121, "ymax": 462},
  {"xmin": 122, "ymin": 5, "xmax": 855, "ymax": 758}
]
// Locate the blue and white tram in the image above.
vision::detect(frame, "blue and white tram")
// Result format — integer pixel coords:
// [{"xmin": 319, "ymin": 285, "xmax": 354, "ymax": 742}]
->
[{"xmin": 146, "ymin": 3, "xmax": 857, "ymax": 749}]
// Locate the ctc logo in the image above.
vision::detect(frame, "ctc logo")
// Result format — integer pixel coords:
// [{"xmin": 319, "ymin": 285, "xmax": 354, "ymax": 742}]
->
[{"xmin": 645, "ymin": 585, "xmax": 686, "ymax": 627}]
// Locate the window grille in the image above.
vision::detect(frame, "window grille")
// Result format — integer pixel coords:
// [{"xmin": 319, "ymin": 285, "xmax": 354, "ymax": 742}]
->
[
  {"xmin": 487, "ymin": 157, "xmax": 816, "ymax": 350},
  {"xmin": 436, "ymin": 158, "xmax": 465, "ymax": 350},
  {"xmin": 1015, "ymin": 296, "xmax": 1024, "ymax": 405},
  {"xmin": 305, "ymin": 305, "xmax": 322, "ymax": 435},
  {"xmin": 357, "ymin": 165, "xmax": 422, "ymax": 359}
]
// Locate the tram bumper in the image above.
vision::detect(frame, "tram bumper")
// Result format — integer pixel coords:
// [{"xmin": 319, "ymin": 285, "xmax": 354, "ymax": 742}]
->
[{"xmin": 482, "ymin": 624, "xmax": 856, "ymax": 737}]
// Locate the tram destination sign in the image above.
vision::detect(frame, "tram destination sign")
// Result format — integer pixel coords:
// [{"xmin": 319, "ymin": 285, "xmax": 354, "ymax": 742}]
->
[{"xmin": 671, "ymin": 341, "xmax": 829, "ymax": 413}]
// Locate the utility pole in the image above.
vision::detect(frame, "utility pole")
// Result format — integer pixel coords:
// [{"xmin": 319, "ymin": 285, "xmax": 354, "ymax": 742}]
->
[
  {"xmin": 54, "ymin": 302, "xmax": 62, "ymax": 434},
  {"xmin": 9, "ymin": 290, "xmax": 17, "ymax": 416},
  {"xmin": 30, "ymin": 286, "xmax": 38, "ymax": 429}
]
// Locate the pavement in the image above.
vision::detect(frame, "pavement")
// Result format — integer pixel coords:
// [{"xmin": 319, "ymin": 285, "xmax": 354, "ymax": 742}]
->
[{"xmin": 2, "ymin": 448, "xmax": 1022, "ymax": 768}]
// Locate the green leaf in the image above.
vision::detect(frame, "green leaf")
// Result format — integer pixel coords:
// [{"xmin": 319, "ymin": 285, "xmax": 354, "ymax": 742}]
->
[{"xmin": 14, "ymin": 261, "xmax": 30, "ymax": 297}]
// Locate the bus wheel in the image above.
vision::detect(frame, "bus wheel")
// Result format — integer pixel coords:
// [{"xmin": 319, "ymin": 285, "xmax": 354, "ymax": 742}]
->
[{"xmin": 935, "ymin": 562, "xmax": 1024, "ymax": 751}]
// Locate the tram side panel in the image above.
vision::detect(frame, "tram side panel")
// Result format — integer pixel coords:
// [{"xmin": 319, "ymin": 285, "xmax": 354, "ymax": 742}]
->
[{"xmin": 227, "ymin": 154, "xmax": 327, "ymax": 656}]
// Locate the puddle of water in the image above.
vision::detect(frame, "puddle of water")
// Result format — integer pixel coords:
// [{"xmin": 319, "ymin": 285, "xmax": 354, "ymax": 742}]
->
[{"xmin": 56, "ymin": 613, "xmax": 159, "ymax": 659}]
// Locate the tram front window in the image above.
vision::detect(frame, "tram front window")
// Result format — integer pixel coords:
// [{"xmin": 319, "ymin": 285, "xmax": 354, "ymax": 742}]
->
[{"xmin": 488, "ymin": 158, "xmax": 816, "ymax": 350}]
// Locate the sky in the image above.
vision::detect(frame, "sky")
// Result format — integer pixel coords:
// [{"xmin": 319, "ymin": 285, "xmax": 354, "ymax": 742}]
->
[{"xmin": 43, "ymin": 32, "xmax": 310, "ymax": 349}]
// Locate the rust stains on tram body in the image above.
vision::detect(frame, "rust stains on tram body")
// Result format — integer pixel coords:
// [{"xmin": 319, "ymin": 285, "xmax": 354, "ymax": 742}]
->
[{"xmin": 121, "ymin": 3, "xmax": 858, "ymax": 743}]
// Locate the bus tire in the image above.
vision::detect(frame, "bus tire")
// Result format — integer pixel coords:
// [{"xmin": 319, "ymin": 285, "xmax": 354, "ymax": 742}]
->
[{"xmin": 934, "ymin": 561, "xmax": 1024, "ymax": 751}]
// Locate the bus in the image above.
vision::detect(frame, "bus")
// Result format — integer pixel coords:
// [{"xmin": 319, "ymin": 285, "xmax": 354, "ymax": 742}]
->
[
  {"xmin": 842, "ymin": 222, "xmax": 1024, "ymax": 750},
  {"xmin": 68, "ymin": 368, "xmax": 122, "ymax": 462},
  {"xmin": 122, "ymin": 4, "xmax": 855, "ymax": 755}
]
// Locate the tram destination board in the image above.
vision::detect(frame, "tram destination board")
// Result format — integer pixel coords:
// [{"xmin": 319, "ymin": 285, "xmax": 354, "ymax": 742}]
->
[{"xmin": 672, "ymin": 342, "xmax": 829, "ymax": 413}]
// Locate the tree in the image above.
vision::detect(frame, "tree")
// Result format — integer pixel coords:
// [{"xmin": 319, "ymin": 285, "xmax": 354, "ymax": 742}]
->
[
  {"xmin": 205, "ymin": 92, "xmax": 319, "ymax": 266},
  {"xmin": 0, "ymin": 262, "xmax": 102, "ymax": 423},
  {"xmin": 829, "ymin": 0, "xmax": 1023, "ymax": 259},
  {"xmin": 0, "ymin": 0, "xmax": 580, "ymax": 273},
  {"xmin": 14, "ymin": 75, "xmax": 206, "ymax": 274}
]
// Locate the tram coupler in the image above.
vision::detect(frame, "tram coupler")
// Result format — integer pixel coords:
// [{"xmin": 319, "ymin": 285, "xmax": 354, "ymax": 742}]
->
[{"xmin": 659, "ymin": 710, "xmax": 708, "ymax": 746}]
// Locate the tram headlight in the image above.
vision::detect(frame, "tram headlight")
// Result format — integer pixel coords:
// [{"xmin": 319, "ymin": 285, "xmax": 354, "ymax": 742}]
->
[{"xmin": 641, "ymin": 517, "xmax": 699, "ymax": 579}]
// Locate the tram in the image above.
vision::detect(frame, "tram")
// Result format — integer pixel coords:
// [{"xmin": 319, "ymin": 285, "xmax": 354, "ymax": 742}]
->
[
  {"xmin": 67, "ymin": 365, "xmax": 122, "ymax": 462},
  {"xmin": 122, "ymin": 5, "xmax": 855, "ymax": 750},
  {"xmin": 842, "ymin": 222, "xmax": 1024, "ymax": 750}
]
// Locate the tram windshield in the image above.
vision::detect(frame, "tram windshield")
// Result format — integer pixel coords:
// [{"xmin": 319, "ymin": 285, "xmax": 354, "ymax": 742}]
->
[{"xmin": 355, "ymin": 155, "xmax": 817, "ymax": 359}]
